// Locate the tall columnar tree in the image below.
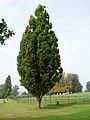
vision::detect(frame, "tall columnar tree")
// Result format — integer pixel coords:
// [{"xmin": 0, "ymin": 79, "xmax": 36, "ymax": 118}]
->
[
  {"xmin": 17, "ymin": 5, "xmax": 63, "ymax": 108},
  {"xmin": 0, "ymin": 76, "xmax": 12, "ymax": 103},
  {"xmin": 0, "ymin": 19, "xmax": 15, "ymax": 45},
  {"xmin": 5, "ymin": 75, "xmax": 12, "ymax": 98}
]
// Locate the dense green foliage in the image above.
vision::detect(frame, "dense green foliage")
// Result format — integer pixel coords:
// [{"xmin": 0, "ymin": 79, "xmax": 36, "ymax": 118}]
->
[
  {"xmin": 5, "ymin": 75, "xmax": 12, "ymax": 98},
  {"xmin": 86, "ymin": 81, "xmax": 90, "ymax": 92},
  {"xmin": 17, "ymin": 5, "xmax": 62, "ymax": 108},
  {"xmin": 66, "ymin": 73, "xmax": 82, "ymax": 93},
  {"xmin": 71, "ymin": 74, "xmax": 82, "ymax": 93},
  {"xmin": 0, "ymin": 19, "xmax": 15, "ymax": 45},
  {"xmin": 0, "ymin": 84, "xmax": 5, "ymax": 99},
  {"xmin": 0, "ymin": 75, "xmax": 12, "ymax": 102}
]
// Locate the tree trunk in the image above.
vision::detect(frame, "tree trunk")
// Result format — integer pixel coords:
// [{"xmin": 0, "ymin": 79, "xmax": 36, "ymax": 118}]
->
[{"xmin": 36, "ymin": 96, "xmax": 42, "ymax": 108}]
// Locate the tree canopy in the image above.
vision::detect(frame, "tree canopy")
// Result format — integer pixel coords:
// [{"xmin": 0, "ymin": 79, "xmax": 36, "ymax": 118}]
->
[
  {"xmin": 17, "ymin": 4, "xmax": 63, "ymax": 108},
  {"xmin": 5, "ymin": 75, "xmax": 12, "ymax": 98},
  {"xmin": 49, "ymin": 73, "xmax": 83, "ymax": 94},
  {"xmin": 0, "ymin": 75, "xmax": 12, "ymax": 103},
  {"xmin": 71, "ymin": 74, "xmax": 82, "ymax": 93},
  {"xmin": 0, "ymin": 19, "xmax": 15, "ymax": 45},
  {"xmin": 0, "ymin": 84, "xmax": 5, "ymax": 99}
]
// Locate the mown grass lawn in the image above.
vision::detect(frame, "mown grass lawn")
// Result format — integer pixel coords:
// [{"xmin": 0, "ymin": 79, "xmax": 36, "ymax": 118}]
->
[{"xmin": 0, "ymin": 98, "xmax": 90, "ymax": 120}]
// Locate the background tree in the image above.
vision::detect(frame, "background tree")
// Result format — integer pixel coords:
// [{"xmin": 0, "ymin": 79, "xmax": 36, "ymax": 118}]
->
[
  {"xmin": 0, "ymin": 19, "xmax": 15, "ymax": 45},
  {"xmin": 10, "ymin": 85, "xmax": 19, "ymax": 97},
  {"xmin": 5, "ymin": 75, "xmax": 12, "ymax": 98},
  {"xmin": 0, "ymin": 75, "xmax": 12, "ymax": 102},
  {"xmin": 50, "ymin": 72, "xmax": 67, "ymax": 94},
  {"xmin": 71, "ymin": 74, "xmax": 82, "ymax": 93},
  {"xmin": 66, "ymin": 73, "xmax": 82, "ymax": 93},
  {"xmin": 17, "ymin": 5, "xmax": 63, "ymax": 108},
  {"xmin": 86, "ymin": 81, "xmax": 90, "ymax": 92},
  {"xmin": 0, "ymin": 84, "xmax": 5, "ymax": 98},
  {"xmin": 66, "ymin": 73, "xmax": 73, "ymax": 94},
  {"xmin": 0, "ymin": 84, "xmax": 6, "ymax": 103},
  {"xmin": 50, "ymin": 73, "xmax": 82, "ymax": 94}
]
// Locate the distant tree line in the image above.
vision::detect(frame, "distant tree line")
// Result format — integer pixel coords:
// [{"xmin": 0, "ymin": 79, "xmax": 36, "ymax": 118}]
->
[{"xmin": 49, "ymin": 73, "xmax": 83, "ymax": 95}]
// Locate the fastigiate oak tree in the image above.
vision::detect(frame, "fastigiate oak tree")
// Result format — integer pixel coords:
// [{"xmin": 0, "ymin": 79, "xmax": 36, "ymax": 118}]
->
[{"xmin": 17, "ymin": 5, "xmax": 63, "ymax": 108}]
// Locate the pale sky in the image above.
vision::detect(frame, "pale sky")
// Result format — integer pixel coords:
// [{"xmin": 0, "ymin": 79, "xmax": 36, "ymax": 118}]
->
[{"xmin": 0, "ymin": 0, "xmax": 90, "ymax": 91}]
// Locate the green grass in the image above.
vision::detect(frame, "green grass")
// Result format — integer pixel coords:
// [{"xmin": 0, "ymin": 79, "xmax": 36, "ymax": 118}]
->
[{"xmin": 0, "ymin": 92, "xmax": 90, "ymax": 120}]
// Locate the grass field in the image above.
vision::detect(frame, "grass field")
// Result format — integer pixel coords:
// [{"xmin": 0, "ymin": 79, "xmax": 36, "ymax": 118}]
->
[{"xmin": 0, "ymin": 92, "xmax": 90, "ymax": 120}]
